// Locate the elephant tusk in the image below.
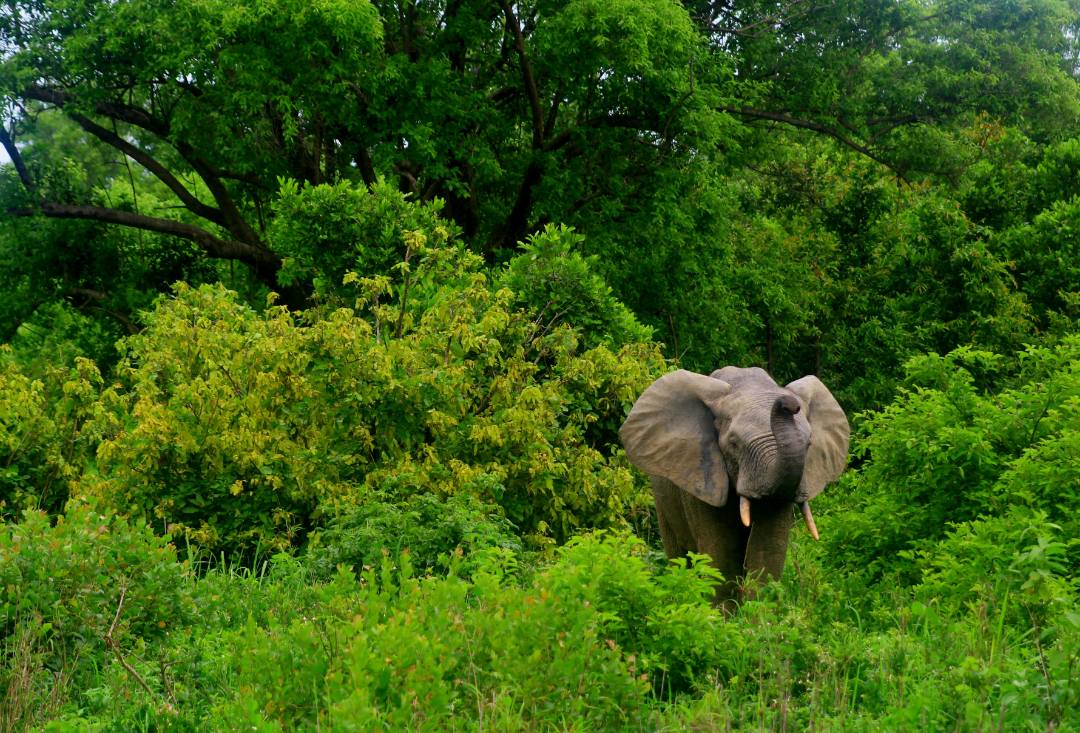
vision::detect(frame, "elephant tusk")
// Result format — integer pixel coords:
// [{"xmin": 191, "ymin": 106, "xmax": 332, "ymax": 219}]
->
[
  {"xmin": 739, "ymin": 495, "xmax": 751, "ymax": 527},
  {"xmin": 800, "ymin": 501, "xmax": 820, "ymax": 541}
]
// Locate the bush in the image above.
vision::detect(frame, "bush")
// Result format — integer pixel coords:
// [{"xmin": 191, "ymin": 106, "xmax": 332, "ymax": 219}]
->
[
  {"xmin": 827, "ymin": 337, "xmax": 1080, "ymax": 585},
  {"xmin": 539, "ymin": 532, "xmax": 733, "ymax": 697},
  {"xmin": 2, "ymin": 301, "xmax": 122, "ymax": 379},
  {"xmin": 87, "ymin": 228, "xmax": 663, "ymax": 556},
  {"xmin": 0, "ymin": 355, "xmax": 104, "ymax": 518},
  {"xmin": 0, "ymin": 506, "xmax": 193, "ymax": 731},
  {"xmin": 303, "ymin": 491, "xmax": 522, "ymax": 580},
  {"xmin": 203, "ymin": 531, "xmax": 731, "ymax": 730},
  {"xmin": 915, "ymin": 506, "xmax": 1074, "ymax": 629},
  {"xmin": 270, "ymin": 179, "xmax": 456, "ymax": 294},
  {"xmin": 498, "ymin": 224, "xmax": 654, "ymax": 351},
  {"xmin": 1003, "ymin": 196, "xmax": 1080, "ymax": 326}
]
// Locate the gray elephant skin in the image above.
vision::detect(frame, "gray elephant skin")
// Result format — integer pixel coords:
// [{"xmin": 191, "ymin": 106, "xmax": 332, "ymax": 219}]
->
[{"xmin": 619, "ymin": 366, "xmax": 850, "ymax": 608}]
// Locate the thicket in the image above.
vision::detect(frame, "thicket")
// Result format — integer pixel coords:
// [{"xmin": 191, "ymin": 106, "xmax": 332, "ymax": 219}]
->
[
  {"xmin": 4, "ymin": 0, "xmax": 1080, "ymax": 729},
  {"xmin": 4, "ymin": 520, "xmax": 1078, "ymax": 731},
  {"xmin": 5, "ymin": 212, "xmax": 1080, "ymax": 731},
  {"xmin": 49, "ymin": 203, "xmax": 660, "ymax": 557}
]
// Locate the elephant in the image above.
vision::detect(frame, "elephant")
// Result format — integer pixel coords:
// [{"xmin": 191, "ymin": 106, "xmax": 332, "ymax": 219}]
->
[{"xmin": 619, "ymin": 366, "xmax": 850, "ymax": 609}]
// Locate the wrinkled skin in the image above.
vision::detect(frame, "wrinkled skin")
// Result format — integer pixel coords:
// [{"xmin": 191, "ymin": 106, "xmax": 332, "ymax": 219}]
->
[{"xmin": 620, "ymin": 367, "xmax": 849, "ymax": 610}]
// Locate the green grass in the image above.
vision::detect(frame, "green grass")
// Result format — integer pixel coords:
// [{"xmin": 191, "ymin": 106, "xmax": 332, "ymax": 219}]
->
[{"xmin": 4, "ymin": 524, "xmax": 1076, "ymax": 732}]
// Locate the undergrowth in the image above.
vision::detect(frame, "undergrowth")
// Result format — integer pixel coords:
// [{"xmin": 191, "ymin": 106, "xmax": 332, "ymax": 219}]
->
[{"xmin": 3, "ymin": 522, "xmax": 1076, "ymax": 732}]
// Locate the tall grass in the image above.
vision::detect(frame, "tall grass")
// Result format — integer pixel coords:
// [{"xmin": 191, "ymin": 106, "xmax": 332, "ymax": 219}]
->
[{"xmin": 6, "ymin": 525, "xmax": 1076, "ymax": 732}]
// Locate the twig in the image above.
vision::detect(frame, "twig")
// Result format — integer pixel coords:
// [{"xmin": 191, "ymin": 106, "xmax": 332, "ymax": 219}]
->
[
  {"xmin": 159, "ymin": 656, "xmax": 178, "ymax": 709},
  {"xmin": 104, "ymin": 586, "xmax": 176, "ymax": 714},
  {"xmin": 394, "ymin": 244, "xmax": 415, "ymax": 339},
  {"xmin": 1028, "ymin": 608, "xmax": 1059, "ymax": 728}
]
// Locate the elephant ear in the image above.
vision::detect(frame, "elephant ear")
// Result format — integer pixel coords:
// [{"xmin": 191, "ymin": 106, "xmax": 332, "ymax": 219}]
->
[
  {"xmin": 619, "ymin": 370, "xmax": 732, "ymax": 507},
  {"xmin": 786, "ymin": 375, "xmax": 850, "ymax": 501}
]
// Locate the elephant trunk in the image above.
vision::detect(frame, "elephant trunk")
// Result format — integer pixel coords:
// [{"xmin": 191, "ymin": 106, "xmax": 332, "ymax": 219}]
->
[
  {"xmin": 769, "ymin": 395, "xmax": 808, "ymax": 493},
  {"xmin": 738, "ymin": 394, "xmax": 810, "ymax": 529}
]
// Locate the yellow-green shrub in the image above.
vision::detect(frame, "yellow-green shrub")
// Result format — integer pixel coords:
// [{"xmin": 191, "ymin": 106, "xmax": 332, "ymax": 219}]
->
[
  {"xmin": 0, "ymin": 355, "xmax": 104, "ymax": 517},
  {"xmin": 87, "ymin": 237, "xmax": 664, "ymax": 556}
]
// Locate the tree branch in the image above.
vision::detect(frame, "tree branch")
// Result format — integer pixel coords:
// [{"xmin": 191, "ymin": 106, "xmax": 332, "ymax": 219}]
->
[
  {"xmin": 173, "ymin": 141, "xmax": 264, "ymax": 245},
  {"xmin": 24, "ymin": 85, "xmax": 170, "ymax": 137},
  {"xmin": 21, "ymin": 84, "xmax": 264, "ymax": 243},
  {"xmin": 354, "ymin": 146, "xmax": 377, "ymax": 188},
  {"xmin": 543, "ymin": 113, "xmax": 664, "ymax": 152},
  {"xmin": 493, "ymin": 110, "xmax": 667, "ymax": 251},
  {"xmin": 720, "ymin": 106, "xmax": 910, "ymax": 180},
  {"xmin": 66, "ymin": 112, "xmax": 226, "ymax": 226},
  {"xmin": 499, "ymin": 0, "xmax": 545, "ymax": 149},
  {"xmin": 490, "ymin": 0, "xmax": 551, "ymax": 252},
  {"xmin": 20, "ymin": 84, "xmax": 265, "ymax": 241},
  {"xmin": 21, "ymin": 201, "xmax": 279, "ymax": 268},
  {"xmin": 9, "ymin": 85, "xmax": 305, "ymax": 304},
  {"xmin": 0, "ymin": 124, "xmax": 35, "ymax": 191},
  {"xmin": 707, "ymin": 0, "xmax": 824, "ymax": 40},
  {"xmin": 492, "ymin": 158, "xmax": 543, "ymax": 252}
]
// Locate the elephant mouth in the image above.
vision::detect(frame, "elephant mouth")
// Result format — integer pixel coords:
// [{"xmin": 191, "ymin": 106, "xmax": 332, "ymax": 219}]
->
[{"xmin": 738, "ymin": 495, "xmax": 820, "ymax": 541}]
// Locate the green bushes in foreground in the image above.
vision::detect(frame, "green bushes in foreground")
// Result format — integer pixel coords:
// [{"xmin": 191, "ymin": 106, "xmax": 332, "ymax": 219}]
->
[
  {"xmin": 5, "ymin": 522, "xmax": 1077, "ymax": 732},
  {"xmin": 0, "ymin": 506, "xmax": 192, "ymax": 731}
]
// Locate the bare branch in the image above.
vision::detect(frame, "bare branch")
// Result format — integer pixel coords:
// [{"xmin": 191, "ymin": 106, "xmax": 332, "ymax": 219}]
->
[
  {"xmin": 18, "ymin": 201, "xmax": 280, "ymax": 267},
  {"xmin": 499, "ymin": 0, "xmax": 545, "ymax": 149},
  {"xmin": 66, "ymin": 112, "xmax": 226, "ymax": 226},
  {"xmin": 0, "ymin": 124, "xmax": 36, "ymax": 191}
]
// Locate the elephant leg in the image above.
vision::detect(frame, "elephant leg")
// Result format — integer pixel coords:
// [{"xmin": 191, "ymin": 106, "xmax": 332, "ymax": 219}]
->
[
  {"xmin": 651, "ymin": 476, "xmax": 693, "ymax": 558},
  {"xmin": 676, "ymin": 488, "xmax": 748, "ymax": 612},
  {"xmin": 742, "ymin": 500, "xmax": 796, "ymax": 600}
]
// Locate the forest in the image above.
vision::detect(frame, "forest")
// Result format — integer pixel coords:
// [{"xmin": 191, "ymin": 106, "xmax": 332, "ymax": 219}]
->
[{"xmin": 2, "ymin": 0, "xmax": 1080, "ymax": 729}]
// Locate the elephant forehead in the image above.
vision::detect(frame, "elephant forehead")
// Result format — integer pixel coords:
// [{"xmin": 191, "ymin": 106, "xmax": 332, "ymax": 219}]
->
[
  {"xmin": 726, "ymin": 390, "xmax": 811, "ymax": 432},
  {"xmin": 725, "ymin": 387, "xmax": 798, "ymax": 412},
  {"xmin": 710, "ymin": 366, "xmax": 777, "ymax": 389}
]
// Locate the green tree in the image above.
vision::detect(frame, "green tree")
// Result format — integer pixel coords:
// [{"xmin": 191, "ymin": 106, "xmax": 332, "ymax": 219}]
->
[
  {"xmin": 3, "ymin": 0, "xmax": 1080, "ymax": 413},
  {"xmin": 0, "ymin": 0, "xmax": 717, "ymax": 293},
  {"xmin": 713, "ymin": 0, "xmax": 1080, "ymax": 178}
]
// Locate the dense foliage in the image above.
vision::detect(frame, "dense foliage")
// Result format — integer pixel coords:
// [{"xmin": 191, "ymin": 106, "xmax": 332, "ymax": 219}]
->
[
  {"xmin": 83, "ymin": 217, "xmax": 662, "ymax": 554},
  {"xmin": 5, "ymin": 0, "xmax": 1080, "ymax": 397},
  {"xmin": 3, "ymin": 0, "xmax": 1080, "ymax": 729}
]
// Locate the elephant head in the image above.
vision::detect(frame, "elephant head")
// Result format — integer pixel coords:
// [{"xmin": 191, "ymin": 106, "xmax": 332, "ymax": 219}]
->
[{"xmin": 619, "ymin": 367, "xmax": 849, "ymax": 600}]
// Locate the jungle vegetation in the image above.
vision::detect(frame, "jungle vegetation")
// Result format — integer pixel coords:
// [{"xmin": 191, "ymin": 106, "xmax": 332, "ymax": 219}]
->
[{"xmin": 2, "ymin": 0, "xmax": 1080, "ymax": 729}]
